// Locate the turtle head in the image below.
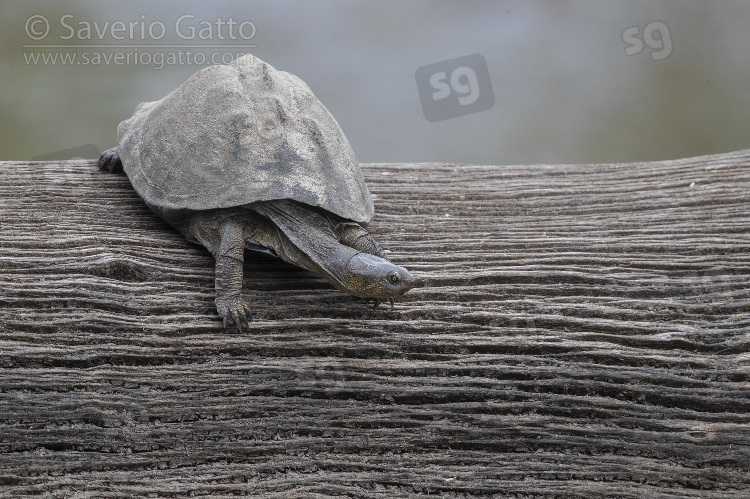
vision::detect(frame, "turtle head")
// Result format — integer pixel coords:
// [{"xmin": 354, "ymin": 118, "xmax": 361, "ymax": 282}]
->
[{"xmin": 343, "ymin": 253, "xmax": 415, "ymax": 300}]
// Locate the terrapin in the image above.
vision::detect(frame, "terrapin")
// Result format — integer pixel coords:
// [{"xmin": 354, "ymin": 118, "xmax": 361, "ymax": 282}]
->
[{"xmin": 98, "ymin": 54, "xmax": 414, "ymax": 330}]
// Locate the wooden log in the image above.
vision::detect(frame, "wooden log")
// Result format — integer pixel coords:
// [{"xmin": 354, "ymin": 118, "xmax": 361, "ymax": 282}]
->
[{"xmin": 1, "ymin": 150, "xmax": 749, "ymax": 497}]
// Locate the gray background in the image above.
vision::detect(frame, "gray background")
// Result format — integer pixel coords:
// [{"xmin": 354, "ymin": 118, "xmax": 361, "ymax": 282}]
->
[{"xmin": 2, "ymin": 0, "xmax": 749, "ymax": 165}]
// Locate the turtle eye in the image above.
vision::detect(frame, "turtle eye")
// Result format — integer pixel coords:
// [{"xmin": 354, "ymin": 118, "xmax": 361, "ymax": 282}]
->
[{"xmin": 387, "ymin": 272, "xmax": 401, "ymax": 285}]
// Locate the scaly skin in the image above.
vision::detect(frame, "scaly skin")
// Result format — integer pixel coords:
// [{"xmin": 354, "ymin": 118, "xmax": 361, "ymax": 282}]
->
[
  {"xmin": 214, "ymin": 220, "xmax": 252, "ymax": 330},
  {"xmin": 98, "ymin": 148, "xmax": 415, "ymax": 331}
]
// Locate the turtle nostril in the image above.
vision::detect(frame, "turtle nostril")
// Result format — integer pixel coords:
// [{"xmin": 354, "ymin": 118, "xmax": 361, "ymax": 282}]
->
[{"xmin": 401, "ymin": 270, "xmax": 415, "ymax": 288}]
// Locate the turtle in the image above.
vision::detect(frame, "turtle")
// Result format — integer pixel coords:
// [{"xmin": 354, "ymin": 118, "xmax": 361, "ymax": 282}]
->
[{"xmin": 98, "ymin": 54, "xmax": 414, "ymax": 330}]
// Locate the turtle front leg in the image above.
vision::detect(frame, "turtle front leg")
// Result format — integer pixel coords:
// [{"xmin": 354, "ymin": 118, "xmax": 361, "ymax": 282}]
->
[
  {"xmin": 215, "ymin": 220, "xmax": 252, "ymax": 331},
  {"xmin": 334, "ymin": 222, "xmax": 387, "ymax": 259}
]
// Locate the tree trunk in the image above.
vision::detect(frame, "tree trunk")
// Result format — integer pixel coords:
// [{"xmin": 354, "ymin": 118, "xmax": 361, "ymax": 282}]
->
[{"xmin": 1, "ymin": 150, "xmax": 749, "ymax": 497}]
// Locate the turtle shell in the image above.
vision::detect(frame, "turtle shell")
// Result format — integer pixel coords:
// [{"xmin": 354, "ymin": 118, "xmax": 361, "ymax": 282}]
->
[{"xmin": 117, "ymin": 54, "xmax": 373, "ymax": 225}]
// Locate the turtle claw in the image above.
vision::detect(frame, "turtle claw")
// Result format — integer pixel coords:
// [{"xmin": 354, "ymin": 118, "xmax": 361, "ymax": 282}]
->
[
  {"xmin": 97, "ymin": 147, "xmax": 123, "ymax": 174},
  {"xmin": 231, "ymin": 311, "xmax": 243, "ymax": 333},
  {"xmin": 367, "ymin": 298, "xmax": 395, "ymax": 310},
  {"xmin": 217, "ymin": 295, "xmax": 252, "ymax": 332},
  {"xmin": 239, "ymin": 309, "xmax": 251, "ymax": 329}
]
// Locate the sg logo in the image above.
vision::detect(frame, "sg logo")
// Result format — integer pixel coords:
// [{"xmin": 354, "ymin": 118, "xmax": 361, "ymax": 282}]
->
[
  {"xmin": 622, "ymin": 21, "xmax": 673, "ymax": 61},
  {"xmin": 415, "ymin": 53, "xmax": 494, "ymax": 122}
]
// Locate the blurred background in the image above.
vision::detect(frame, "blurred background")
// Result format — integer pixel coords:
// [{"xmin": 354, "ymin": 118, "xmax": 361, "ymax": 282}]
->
[{"xmin": 1, "ymin": 0, "xmax": 749, "ymax": 165}]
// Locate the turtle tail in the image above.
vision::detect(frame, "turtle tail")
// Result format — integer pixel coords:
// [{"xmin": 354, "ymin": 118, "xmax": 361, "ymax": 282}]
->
[{"xmin": 97, "ymin": 147, "xmax": 124, "ymax": 174}]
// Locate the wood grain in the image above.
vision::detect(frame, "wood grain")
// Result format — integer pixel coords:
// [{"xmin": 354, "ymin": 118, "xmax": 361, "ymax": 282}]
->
[{"xmin": 1, "ymin": 150, "xmax": 749, "ymax": 497}]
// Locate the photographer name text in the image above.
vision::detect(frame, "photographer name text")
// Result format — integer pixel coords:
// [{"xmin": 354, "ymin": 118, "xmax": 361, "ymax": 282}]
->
[{"xmin": 25, "ymin": 14, "xmax": 256, "ymax": 44}]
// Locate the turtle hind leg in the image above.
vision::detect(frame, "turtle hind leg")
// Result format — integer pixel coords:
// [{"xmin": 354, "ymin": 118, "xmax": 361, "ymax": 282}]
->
[
  {"xmin": 334, "ymin": 222, "xmax": 387, "ymax": 259},
  {"xmin": 98, "ymin": 147, "xmax": 123, "ymax": 174}
]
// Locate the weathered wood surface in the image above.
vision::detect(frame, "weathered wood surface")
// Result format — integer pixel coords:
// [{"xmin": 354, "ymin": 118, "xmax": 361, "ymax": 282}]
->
[{"xmin": 1, "ymin": 150, "xmax": 749, "ymax": 497}]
